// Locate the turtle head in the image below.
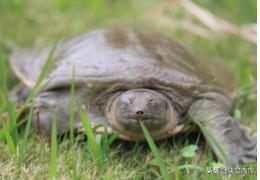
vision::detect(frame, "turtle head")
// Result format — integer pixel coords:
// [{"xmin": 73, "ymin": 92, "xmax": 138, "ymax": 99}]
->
[{"xmin": 106, "ymin": 89, "xmax": 179, "ymax": 140}]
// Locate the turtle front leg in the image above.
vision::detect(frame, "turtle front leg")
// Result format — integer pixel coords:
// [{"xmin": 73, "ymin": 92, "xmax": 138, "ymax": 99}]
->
[{"xmin": 188, "ymin": 92, "xmax": 256, "ymax": 166}]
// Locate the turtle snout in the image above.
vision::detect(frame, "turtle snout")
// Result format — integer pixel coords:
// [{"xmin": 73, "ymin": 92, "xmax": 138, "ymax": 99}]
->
[
  {"xmin": 126, "ymin": 94, "xmax": 156, "ymax": 120},
  {"xmin": 128, "ymin": 98, "xmax": 154, "ymax": 121},
  {"xmin": 135, "ymin": 110, "xmax": 144, "ymax": 116},
  {"xmin": 134, "ymin": 110, "xmax": 146, "ymax": 121}
]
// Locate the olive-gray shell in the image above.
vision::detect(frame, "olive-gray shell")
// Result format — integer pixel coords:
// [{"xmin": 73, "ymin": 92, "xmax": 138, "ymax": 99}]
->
[{"xmin": 10, "ymin": 28, "xmax": 232, "ymax": 97}]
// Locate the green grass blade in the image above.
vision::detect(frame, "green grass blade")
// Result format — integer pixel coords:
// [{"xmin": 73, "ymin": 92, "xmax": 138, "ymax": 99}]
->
[
  {"xmin": 14, "ymin": 102, "xmax": 35, "ymax": 178},
  {"xmin": 174, "ymin": 168, "xmax": 181, "ymax": 180},
  {"xmin": 0, "ymin": 49, "xmax": 19, "ymax": 151},
  {"xmin": 69, "ymin": 65, "xmax": 76, "ymax": 145},
  {"xmin": 78, "ymin": 105, "xmax": 104, "ymax": 174},
  {"xmin": 2, "ymin": 96, "xmax": 19, "ymax": 148},
  {"xmin": 2, "ymin": 123, "xmax": 16, "ymax": 155},
  {"xmin": 49, "ymin": 115, "xmax": 57, "ymax": 179},
  {"xmin": 20, "ymin": 102, "xmax": 34, "ymax": 153},
  {"xmin": 140, "ymin": 122, "xmax": 171, "ymax": 180},
  {"xmin": 195, "ymin": 120, "xmax": 230, "ymax": 166},
  {"xmin": 5, "ymin": 101, "xmax": 19, "ymax": 144},
  {"xmin": 27, "ymin": 38, "xmax": 60, "ymax": 102}
]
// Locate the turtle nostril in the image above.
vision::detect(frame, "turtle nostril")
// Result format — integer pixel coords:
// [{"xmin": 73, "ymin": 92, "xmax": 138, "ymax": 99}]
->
[{"xmin": 136, "ymin": 110, "xmax": 144, "ymax": 115}]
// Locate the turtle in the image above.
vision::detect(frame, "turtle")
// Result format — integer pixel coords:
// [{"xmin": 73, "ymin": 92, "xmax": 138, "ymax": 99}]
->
[{"xmin": 9, "ymin": 28, "xmax": 256, "ymax": 166}]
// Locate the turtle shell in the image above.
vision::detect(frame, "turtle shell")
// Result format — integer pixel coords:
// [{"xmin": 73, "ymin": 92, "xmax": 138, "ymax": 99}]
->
[
  {"xmin": 9, "ymin": 28, "xmax": 237, "ymax": 140},
  {"xmin": 9, "ymin": 28, "xmax": 234, "ymax": 98}
]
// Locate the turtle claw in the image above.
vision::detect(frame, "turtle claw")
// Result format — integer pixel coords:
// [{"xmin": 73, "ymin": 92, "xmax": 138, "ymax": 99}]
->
[{"xmin": 238, "ymin": 132, "xmax": 257, "ymax": 164}]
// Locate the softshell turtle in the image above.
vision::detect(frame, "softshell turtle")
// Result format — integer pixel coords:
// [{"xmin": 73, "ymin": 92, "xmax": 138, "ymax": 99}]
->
[{"xmin": 9, "ymin": 28, "xmax": 256, "ymax": 166}]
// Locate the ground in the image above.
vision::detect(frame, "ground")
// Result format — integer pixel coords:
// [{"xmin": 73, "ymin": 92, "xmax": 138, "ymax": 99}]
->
[{"xmin": 0, "ymin": 0, "xmax": 256, "ymax": 179}]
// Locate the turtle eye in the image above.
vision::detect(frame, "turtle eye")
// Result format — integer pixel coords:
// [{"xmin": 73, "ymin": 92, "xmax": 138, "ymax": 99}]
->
[
  {"xmin": 128, "ymin": 97, "xmax": 135, "ymax": 104},
  {"xmin": 149, "ymin": 98, "xmax": 154, "ymax": 104}
]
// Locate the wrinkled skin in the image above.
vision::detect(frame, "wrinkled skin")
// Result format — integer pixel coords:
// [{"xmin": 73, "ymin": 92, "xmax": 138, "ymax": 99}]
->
[{"xmin": 9, "ymin": 28, "xmax": 256, "ymax": 166}]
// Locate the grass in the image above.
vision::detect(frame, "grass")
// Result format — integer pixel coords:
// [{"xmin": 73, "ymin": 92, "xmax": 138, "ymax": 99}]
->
[
  {"xmin": 49, "ymin": 115, "xmax": 57, "ymax": 179},
  {"xmin": 0, "ymin": 52, "xmax": 18, "ymax": 154},
  {"xmin": 0, "ymin": 0, "xmax": 256, "ymax": 179},
  {"xmin": 78, "ymin": 105, "xmax": 104, "ymax": 174},
  {"xmin": 69, "ymin": 65, "xmax": 76, "ymax": 145},
  {"xmin": 140, "ymin": 121, "xmax": 171, "ymax": 180}
]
